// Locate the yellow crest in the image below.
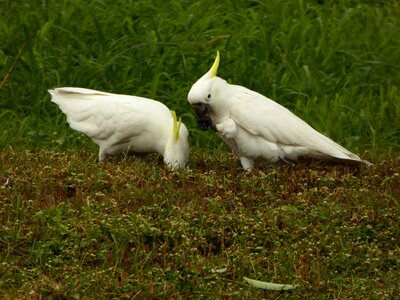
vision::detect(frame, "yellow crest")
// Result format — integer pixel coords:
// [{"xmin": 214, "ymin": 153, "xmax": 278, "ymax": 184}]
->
[
  {"xmin": 171, "ymin": 110, "xmax": 181, "ymax": 140},
  {"xmin": 209, "ymin": 50, "xmax": 220, "ymax": 78}
]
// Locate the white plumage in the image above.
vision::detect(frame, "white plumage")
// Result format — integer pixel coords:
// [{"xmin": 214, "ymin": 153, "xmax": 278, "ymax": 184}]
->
[
  {"xmin": 188, "ymin": 51, "xmax": 369, "ymax": 171},
  {"xmin": 49, "ymin": 87, "xmax": 189, "ymax": 169}
]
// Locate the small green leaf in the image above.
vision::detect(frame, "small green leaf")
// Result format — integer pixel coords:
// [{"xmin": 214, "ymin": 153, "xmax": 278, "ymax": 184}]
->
[{"xmin": 243, "ymin": 277, "xmax": 295, "ymax": 291}]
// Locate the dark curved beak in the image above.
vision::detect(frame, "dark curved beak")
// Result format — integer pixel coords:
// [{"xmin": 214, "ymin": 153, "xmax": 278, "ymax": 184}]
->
[
  {"xmin": 192, "ymin": 103, "xmax": 210, "ymax": 116},
  {"xmin": 191, "ymin": 103, "xmax": 217, "ymax": 131},
  {"xmin": 196, "ymin": 115, "xmax": 213, "ymax": 131}
]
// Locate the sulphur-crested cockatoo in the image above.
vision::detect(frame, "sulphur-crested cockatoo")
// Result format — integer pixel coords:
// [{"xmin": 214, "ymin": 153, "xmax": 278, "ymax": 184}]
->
[
  {"xmin": 188, "ymin": 51, "xmax": 369, "ymax": 171},
  {"xmin": 49, "ymin": 87, "xmax": 189, "ymax": 169}
]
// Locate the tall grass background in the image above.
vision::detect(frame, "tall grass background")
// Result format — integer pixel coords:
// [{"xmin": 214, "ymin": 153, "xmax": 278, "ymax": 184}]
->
[{"xmin": 1, "ymin": 0, "xmax": 399, "ymax": 154}]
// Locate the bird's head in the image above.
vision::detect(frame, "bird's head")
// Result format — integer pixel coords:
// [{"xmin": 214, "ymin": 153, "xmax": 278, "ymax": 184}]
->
[
  {"xmin": 188, "ymin": 51, "xmax": 227, "ymax": 130},
  {"xmin": 164, "ymin": 110, "xmax": 189, "ymax": 169}
]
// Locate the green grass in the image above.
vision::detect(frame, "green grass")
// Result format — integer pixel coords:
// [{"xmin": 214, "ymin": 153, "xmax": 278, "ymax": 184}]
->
[
  {"xmin": 1, "ymin": 0, "xmax": 400, "ymax": 298},
  {"xmin": 0, "ymin": 148, "xmax": 399, "ymax": 299},
  {"xmin": 1, "ymin": 0, "xmax": 399, "ymax": 153}
]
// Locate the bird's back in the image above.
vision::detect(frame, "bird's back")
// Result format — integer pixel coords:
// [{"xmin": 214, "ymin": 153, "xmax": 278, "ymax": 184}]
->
[
  {"xmin": 228, "ymin": 86, "xmax": 365, "ymax": 165},
  {"xmin": 49, "ymin": 87, "xmax": 172, "ymax": 156}
]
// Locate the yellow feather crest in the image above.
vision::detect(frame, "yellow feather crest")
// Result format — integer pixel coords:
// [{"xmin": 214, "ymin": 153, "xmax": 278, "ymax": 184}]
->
[
  {"xmin": 171, "ymin": 110, "xmax": 181, "ymax": 140},
  {"xmin": 210, "ymin": 50, "xmax": 220, "ymax": 78}
]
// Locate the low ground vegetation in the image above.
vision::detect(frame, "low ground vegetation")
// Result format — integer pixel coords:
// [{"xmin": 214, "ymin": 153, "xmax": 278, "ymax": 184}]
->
[{"xmin": 0, "ymin": 148, "xmax": 399, "ymax": 298}]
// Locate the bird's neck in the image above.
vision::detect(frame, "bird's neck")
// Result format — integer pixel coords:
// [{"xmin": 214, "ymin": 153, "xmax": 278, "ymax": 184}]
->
[{"xmin": 209, "ymin": 79, "xmax": 232, "ymax": 122}]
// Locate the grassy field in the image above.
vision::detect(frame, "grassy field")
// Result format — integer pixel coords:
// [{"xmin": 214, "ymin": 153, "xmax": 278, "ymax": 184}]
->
[
  {"xmin": 1, "ymin": 0, "xmax": 400, "ymax": 298},
  {"xmin": 1, "ymin": 149, "xmax": 399, "ymax": 299}
]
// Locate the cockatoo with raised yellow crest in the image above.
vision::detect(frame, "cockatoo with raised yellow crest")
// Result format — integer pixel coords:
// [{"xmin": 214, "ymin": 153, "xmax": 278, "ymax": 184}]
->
[
  {"xmin": 188, "ymin": 51, "xmax": 370, "ymax": 171},
  {"xmin": 49, "ymin": 87, "xmax": 189, "ymax": 169}
]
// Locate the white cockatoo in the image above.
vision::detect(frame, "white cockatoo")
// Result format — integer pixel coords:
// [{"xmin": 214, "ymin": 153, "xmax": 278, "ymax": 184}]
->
[
  {"xmin": 188, "ymin": 51, "xmax": 369, "ymax": 171},
  {"xmin": 49, "ymin": 87, "xmax": 189, "ymax": 169}
]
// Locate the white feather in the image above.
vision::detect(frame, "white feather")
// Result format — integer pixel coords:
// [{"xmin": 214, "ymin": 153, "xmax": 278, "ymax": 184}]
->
[
  {"xmin": 49, "ymin": 87, "xmax": 189, "ymax": 169},
  {"xmin": 188, "ymin": 53, "xmax": 370, "ymax": 171}
]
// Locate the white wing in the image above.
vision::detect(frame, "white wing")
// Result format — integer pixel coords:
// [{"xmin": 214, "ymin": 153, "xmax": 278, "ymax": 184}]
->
[
  {"xmin": 228, "ymin": 85, "xmax": 362, "ymax": 163},
  {"xmin": 49, "ymin": 87, "xmax": 171, "ymax": 154}
]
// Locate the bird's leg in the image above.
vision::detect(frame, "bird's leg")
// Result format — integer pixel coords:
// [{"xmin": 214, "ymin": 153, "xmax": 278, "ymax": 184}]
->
[
  {"xmin": 98, "ymin": 149, "xmax": 107, "ymax": 161},
  {"xmin": 216, "ymin": 118, "xmax": 237, "ymax": 139},
  {"xmin": 240, "ymin": 157, "xmax": 254, "ymax": 172}
]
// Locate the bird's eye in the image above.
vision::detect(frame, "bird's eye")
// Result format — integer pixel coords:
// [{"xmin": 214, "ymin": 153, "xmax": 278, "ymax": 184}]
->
[{"xmin": 207, "ymin": 94, "xmax": 211, "ymax": 99}]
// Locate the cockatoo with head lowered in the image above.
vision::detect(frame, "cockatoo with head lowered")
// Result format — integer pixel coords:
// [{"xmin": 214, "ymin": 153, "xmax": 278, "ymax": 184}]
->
[
  {"xmin": 188, "ymin": 51, "xmax": 369, "ymax": 171},
  {"xmin": 49, "ymin": 87, "xmax": 189, "ymax": 169}
]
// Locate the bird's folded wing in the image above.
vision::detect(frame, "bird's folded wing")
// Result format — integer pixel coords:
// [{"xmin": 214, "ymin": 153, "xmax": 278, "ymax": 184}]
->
[
  {"xmin": 50, "ymin": 88, "xmax": 147, "ymax": 140},
  {"xmin": 229, "ymin": 90, "xmax": 360, "ymax": 161}
]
